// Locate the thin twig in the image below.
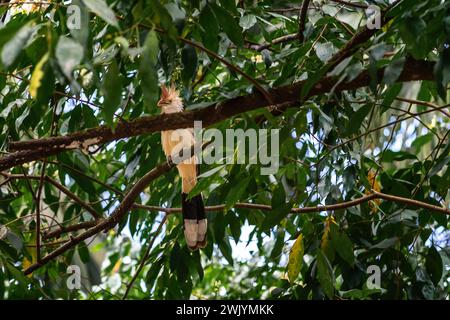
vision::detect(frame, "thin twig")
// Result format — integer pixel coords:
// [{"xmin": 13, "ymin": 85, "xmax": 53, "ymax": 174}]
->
[
  {"xmin": 122, "ymin": 214, "xmax": 168, "ymax": 300},
  {"xmin": 298, "ymin": 0, "xmax": 311, "ymax": 43},
  {"xmin": 3, "ymin": 173, "xmax": 100, "ymax": 219},
  {"xmin": 329, "ymin": 0, "xmax": 368, "ymax": 9}
]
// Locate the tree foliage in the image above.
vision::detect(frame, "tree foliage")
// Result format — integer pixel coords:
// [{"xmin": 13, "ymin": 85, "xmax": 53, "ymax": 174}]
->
[{"xmin": 0, "ymin": 0, "xmax": 449, "ymax": 300}]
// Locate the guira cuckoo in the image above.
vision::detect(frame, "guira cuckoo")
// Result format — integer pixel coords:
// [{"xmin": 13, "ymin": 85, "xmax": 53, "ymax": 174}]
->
[{"xmin": 157, "ymin": 84, "xmax": 207, "ymax": 251}]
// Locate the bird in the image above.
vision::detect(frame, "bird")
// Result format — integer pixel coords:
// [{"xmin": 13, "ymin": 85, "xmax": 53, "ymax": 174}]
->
[{"xmin": 157, "ymin": 84, "xmax": 207, "ymax": 251}]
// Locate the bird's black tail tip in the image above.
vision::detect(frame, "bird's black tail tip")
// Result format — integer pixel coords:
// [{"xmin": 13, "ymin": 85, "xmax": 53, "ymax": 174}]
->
[{"xmin": 182, "ymin": 193, "xmax": 207, "ymax": 250}]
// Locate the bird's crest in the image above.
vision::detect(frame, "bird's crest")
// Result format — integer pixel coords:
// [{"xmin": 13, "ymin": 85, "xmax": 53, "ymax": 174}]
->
[{"xmin": 159, "ymin": 83, "xmax": 180, "ymax": 104}]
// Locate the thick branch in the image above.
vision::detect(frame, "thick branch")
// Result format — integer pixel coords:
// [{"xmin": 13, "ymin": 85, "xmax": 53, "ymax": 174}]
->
[{"xmin": 4, "ymin": 58, "xmax": 435, "ymax": 172}]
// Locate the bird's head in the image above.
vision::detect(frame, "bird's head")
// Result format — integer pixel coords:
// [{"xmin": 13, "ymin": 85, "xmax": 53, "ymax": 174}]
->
[{"xmin": 157, "ymin": 84, "xmax": 183, "ymax": 113}]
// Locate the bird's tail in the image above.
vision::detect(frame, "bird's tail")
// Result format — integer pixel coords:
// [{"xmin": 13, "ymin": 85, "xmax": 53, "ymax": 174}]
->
[{"xmin": 181, "ymin": 193, "xmax": 207, "ymax": 251}]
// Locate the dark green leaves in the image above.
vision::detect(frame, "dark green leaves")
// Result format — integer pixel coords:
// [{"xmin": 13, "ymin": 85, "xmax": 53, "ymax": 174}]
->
[
  {"xmin": 0, "ymin": 0, "xmax": 449, "ymax": 301},
  {"xmin": 330, "ymin": 224, "xmax": 355, "ymax": 267},
  {"xmin": 1, "ymin": 21, "xmax": 36, "ymax": 69},
  {"xmin": 435, "ymin": 46, "xmax": 450, "ymax": 100},
  {"xmin": 382, "ymin": 57, "xmax": 405, "ymax": 85},
  {"xmin": 344, "ymin": 104, "xmax": 372, "ymax": 136},
  {"xmin": 412, "ymin": 133, "xmax": 434, "ymax": 154},
  {"xmin": 316, "ymin": 250, "xmax": 335, "ymax": 299},
  {"xmin": 102, "ymin": 60, "xmax": 122, "ymax": 127},
  {"xmin": 29, "ymin": 53, "xmax": 54, "ymax": 105},
  {"xmin": 425, "ymin": 246, "xmax": 443, "ymax": 285},
  {"xmin": 82, "ymin": 0, "xmax": 119, "ymax": 29},
  {"xmin": 225, "ymin": 176, "xmax": 250, "ymax": 209},
  {"xmin": 239, "ymin": 15, "xmax": 257, "ymax": 31},
  {"xmin": 262, "ymin": 184, "xmax": 292, "ymax": 230},
  {"xmin": 139, "ymin": 31, "xmax": 159, "ymax": 111},
  {"xmin": 287, "ymin": 234, "xmax": 304, "ymax": 283},
  {"xmin": 56, "ymin": 36, "xmax": 84, "ymax": 80},
  {"xmin": 381, "ymin": 150, "xmax": 417, "ymax": 162},
  {"xmin": 199, "ymin": 4, "xmax": 219, "ymax": 52},
  {"xmin": 219, "ymin": 0, "xmax": 238, "ymax": 15},
  {"xmin": 181, "ymin": 45, "xmax": 197, "ymax": 86},
  {"xmin": 78, "ymin": 242, "xmax": 91, "ymax": 263},
  {"xmin": 211, "ymin": 3, "xmax": 244, "ymax": 47}
]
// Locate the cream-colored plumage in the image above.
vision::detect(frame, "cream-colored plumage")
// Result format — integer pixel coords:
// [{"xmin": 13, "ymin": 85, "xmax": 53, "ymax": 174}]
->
[
  {"xmin": 161, "ymin": 128, "xmax": 197, "ymax": 193},
  {"xmin": 158, "ymin": 84, "xmax": 207, "ymax": 250}
]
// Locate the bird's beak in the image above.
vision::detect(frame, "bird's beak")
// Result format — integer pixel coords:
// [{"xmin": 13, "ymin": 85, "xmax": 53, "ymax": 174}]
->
[{"xmin": 157, "ymin": 99, "xmax": 164, "ymax": 107}]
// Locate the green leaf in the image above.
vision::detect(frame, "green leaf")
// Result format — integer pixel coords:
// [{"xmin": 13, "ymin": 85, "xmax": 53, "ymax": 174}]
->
[
  {"xmin": 225, "ymin": 176, "xmax": 250, "ymax": 209},
  {"xmin": 56, "ymin": 36, "xmax": 84, "ymax": 79},
  {"xmin": 211, "ymin": 3, "xmax": 244, "ymax": 47},
  {"xmin": 239, "ymin": 15, "xmax": 257, "ymax": 31},
  {"xmin": 219, "ymin": 0, "xmax": 238, "ymax": 15},
  {"xmin": 381, "ymin": 83, "xmax": 402, "ymax": 113},
  {"xmin": 102, "ymin": 60, "xmax": 122, "ymax": 127},
  {"xmin": 314, "ymin": 42, "xmax": 337, "ymax": 63},
  {"xmin": 78, "ymin": 243, "xmax": 91, "ymax": 263},
  {"xmin": 411, "ymin": 133, "xmax": 433, "ymax": 154},
  {"xmin": 435, "ymin": 46, "xmax": 450, "ymax": 100},
  {"xmin": 82, "ymin": 0, "xmax": 119, "ymax": 28},
  {"xmin": 1, "ymin": 21, "xmax": 36, "ymax": 68},
  {"xmin": 199, "ymin": 4, "xmax": 219, "ymax": 52},
  {"xmin": 261, "ymin": 184, "xmax": 292, "ymax": 230},
  {"xmin": 425, "ymin": 246, "xmax": 443, "ymax": 285},
  {"xmin": 29, "ymin": 53, "xmax": 49, "ymax": 99},
  {"xmin": 372, "ymin": 237, "xmax": 399, "ymax": 249},
  {"xmin": 300, "ymin": 65, "xmax": 327, "ymax": 101},
  {"xmin": 0, "ymin": 240, "xmax": 18, "ymax": 260},
  {"xmin": 345, "ymin": 104, "xmax": 372, "ymax": 136},
  {"xmin": 181, "ymin": 44, "xmax": 197, "ymax": 85},
  {"xmin": 382, "ymin": 57, "xmax": 405, "ymax": 85},
  {"xmin": 29, "ymin": 53, "xmax": 54, "ymax": 105},
  {"xmin": 381, "ymin": 150, "xmax": 417, "ymax": 162},
  {"xmin": 218, "ymin": 237, "xmax": 234, "ymax": 266},
  {"xmin": 316, "ymin": 249, "xmax": 334, "ymax": 299},
  {"xmin": 271, "ymin": 183, "xmax": 286, "ymax": 208},
  {"xmin": 330, "ymin": 224, "xmax": 355, "ymax": 267},
  {"xmin": 287, "ymin": 233, "xmax": 304, "ymax": 283},
  {"xmin": 139, "ymin": 30, "xmax": 159, "ymax": 111}
]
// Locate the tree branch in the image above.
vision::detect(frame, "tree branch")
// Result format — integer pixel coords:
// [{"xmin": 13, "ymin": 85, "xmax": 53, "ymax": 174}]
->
[
  {"xmin": 298, "ymin": 0, "xmax": 311, "ymax": 43},
  {"xmin": 40, "ymin": 190, "xmax": 450, "ymax": 247},
  {"xmin": 4, "ymin": 58, "xmax": 435, "ymax": 172},
  {"xmin": 2, "ymin": 173, "xmax": 100, "ymax": 220},
  {"xmin": 254, "ymin": 33, "xmax": 300, "ymax": 51},
  {"xmin": 119, "ymin": 193, "xmax": 450, "ymax": 216}
]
